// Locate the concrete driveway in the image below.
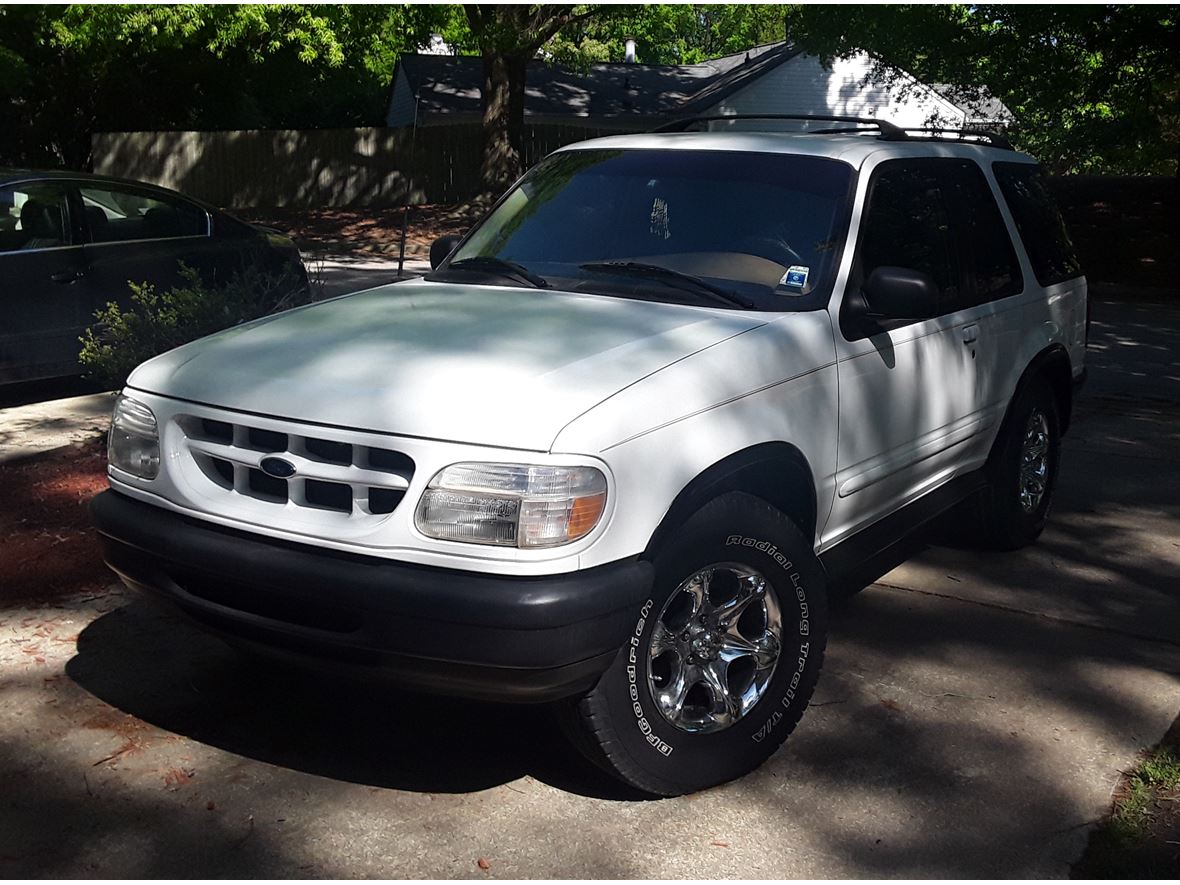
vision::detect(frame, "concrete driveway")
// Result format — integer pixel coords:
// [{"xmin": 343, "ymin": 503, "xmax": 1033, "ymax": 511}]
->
[
  {"xmin": 1, "ymin": 291, "xmax": 1177, "ymax": 877},
  {"xmin": 314, "ymin": 255, "xmax": 429, "ymax": 298}
]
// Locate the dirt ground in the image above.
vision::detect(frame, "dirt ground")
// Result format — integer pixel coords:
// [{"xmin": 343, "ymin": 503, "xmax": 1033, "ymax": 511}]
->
[
  {"xmin": 240, "ymin": 204, "xmax": 483, "ymax": 260},
  {"xmin": 1075, "ymin": 715, "xmax": 1180, "ymax": 876},
  {"xmin": 0, "ymin": 438, "xmax": 109, "ymax": 607}
]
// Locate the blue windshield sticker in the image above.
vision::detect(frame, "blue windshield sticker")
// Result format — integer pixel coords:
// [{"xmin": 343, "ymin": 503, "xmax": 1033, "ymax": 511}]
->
[{"xmin": 781, "ymin": 265, "xmax": 810, "ymax": 288}]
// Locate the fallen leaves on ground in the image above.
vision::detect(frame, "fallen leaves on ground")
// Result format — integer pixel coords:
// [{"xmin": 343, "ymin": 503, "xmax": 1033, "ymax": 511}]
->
[{"xmin": 0, "ymin": 438, "xmax": 110, "ymax": 607}]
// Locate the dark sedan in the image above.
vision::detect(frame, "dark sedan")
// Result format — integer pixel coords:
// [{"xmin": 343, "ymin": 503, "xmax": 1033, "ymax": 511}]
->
[{"xmin": 0, "ymin": 169, "xmax": 308, "ymax": 384}]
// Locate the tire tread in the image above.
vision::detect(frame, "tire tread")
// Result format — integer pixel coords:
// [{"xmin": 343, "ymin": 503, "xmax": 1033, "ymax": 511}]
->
[{"xmin": 560, "ymin": 492, "xmax": 826, "ymax": 796}]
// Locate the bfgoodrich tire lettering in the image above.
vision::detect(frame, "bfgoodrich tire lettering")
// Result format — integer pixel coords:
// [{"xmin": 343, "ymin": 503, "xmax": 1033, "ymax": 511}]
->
[{"xmin": 560, "ymin": 492, "xmax": 828, "ymax": 796}]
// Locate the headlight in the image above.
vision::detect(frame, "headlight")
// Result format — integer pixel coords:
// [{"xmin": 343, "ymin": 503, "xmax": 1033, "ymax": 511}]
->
[
  {"xmin": 108, "ymin": 395, "xmax": 160, "ymax": 480},
  {"xmin": 415, "ymin": 463, "xmax": 607, "ymax": 548}
]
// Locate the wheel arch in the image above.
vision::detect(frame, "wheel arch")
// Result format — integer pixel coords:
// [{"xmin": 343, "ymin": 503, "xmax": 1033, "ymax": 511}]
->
[
  {"xmin": 644, "ymin": 442, "xmax": 818, "ymax": 557},
  {"xmin": 993, "ymin": 344, "xmax": 1074, "ymax": 461}
]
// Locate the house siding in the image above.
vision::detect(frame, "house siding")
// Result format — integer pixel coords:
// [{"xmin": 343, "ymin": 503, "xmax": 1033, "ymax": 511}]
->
[
  {"xmin": 386, "ymin": 66, "xmax": 417, "ymax": 128},
  {"xmin": 705, "ymin": 52, "xmax": 967, "ymax": 128}
]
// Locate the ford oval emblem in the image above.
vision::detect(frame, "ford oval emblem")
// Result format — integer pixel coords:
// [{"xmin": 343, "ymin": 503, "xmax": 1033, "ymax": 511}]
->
[{"xmin": 259, "ymin": 456, "xmax": 296, "ymax": 479}]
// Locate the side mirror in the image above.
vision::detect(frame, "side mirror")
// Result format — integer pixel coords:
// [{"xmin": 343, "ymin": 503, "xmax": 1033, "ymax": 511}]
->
[
  {"xmin": 429, "ymin": 235, "xmax": 463, "ymax": 270},
  {"xmin": 861, "ymin": 266, "xmax": 939, "ymax": 320}
]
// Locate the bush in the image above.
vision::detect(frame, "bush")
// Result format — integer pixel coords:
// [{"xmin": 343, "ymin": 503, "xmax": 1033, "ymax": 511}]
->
[{"xmin": 79, "ymin": 263, "xmax": 314, "ymax": 388}]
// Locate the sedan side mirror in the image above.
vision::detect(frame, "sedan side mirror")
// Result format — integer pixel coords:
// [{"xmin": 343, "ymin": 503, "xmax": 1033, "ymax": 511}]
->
[
  {"xmin": 861, "ymin": 266, "xmax": 939, "ymax": 320},
  {"xmin": 430, "ymin": 235, "xmax": 463, "ymax": 270}
]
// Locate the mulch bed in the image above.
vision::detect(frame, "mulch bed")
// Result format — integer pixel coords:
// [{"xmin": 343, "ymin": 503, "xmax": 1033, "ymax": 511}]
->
[
  {"xmin": 238, "ymin": 203, "xmax": 485, "ymax": 259},
  {"xmin": 0, "ymin": 437, "xmax": 110, "ymax": 607}
]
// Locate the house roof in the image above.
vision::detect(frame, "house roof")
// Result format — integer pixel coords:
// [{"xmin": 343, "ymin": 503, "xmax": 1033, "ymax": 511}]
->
[
  {"xmin": 393, "ymin": 41, "xmax": 1012, "ymax": 128},
  {"xmin": 930, "ymin": 84, "xmax": 1014, "ymax": 124},
  {"xmin": 396, "ymin": 42, "xmax": 802, "ymax": 121}
]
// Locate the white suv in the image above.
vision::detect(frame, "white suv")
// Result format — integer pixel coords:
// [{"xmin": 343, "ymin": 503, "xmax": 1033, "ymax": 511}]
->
[{"xmin": 92, "ymin": 116, "xmax": 1087, "ymax": 796}]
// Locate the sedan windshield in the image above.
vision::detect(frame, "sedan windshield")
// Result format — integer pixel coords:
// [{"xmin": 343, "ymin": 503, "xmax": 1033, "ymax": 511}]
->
[{"xmin": 434, "ymin": 149, "xmax": 854, "ymax": 310}]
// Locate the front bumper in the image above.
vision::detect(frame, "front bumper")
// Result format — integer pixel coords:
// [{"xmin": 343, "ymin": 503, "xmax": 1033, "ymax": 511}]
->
[{"xmin": 90, "ymin": 490, "xmax": 652, "ymax": 702}]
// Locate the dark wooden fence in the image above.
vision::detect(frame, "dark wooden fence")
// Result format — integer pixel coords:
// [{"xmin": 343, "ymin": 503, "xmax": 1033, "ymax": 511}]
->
[
  {"xmin": 91, "ymin": 123, "xmax": 632, "ymax": 210},
  {"xmin": 1049, "ymin": 176, "xmax": 1179, "ymax": 289}
]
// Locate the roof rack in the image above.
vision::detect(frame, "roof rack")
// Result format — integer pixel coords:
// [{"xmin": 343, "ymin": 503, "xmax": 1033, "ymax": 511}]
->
[
  {"xmin": 653, "ymin": 114, "xmax": 904, "ymax": 137},
  {"xmin": 885, "ymin": 127, "xmax": 1013, "ymax": 150},
  {"xmin": 652, "ymin": 114, "xmax": 1012, "ymax": 150}
]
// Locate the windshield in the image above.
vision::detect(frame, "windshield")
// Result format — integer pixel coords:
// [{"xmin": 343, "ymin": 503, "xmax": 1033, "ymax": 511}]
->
[{"xmin": 435, "ymin": 148, "xmax": 854, "ymax": 310}]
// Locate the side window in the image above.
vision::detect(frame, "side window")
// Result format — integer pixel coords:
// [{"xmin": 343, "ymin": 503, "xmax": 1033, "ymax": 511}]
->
[
  {"xmin": 0, "ymin": 183, "xmax": 74, "ymax": 253},
  {"xmin": 992, "ymin": 162, "xmax": 1082, "ymax": 286},
  {"xmin": 944, "ymin": 161, "xmax": 1023, "ymax": 304},
  {"xmin": 857, "ymin": 160, "xmax": 961, "ymax": 314},
  {"xmin": 78, "ymin": 185, "xmax": 208, "ymax": 244}
]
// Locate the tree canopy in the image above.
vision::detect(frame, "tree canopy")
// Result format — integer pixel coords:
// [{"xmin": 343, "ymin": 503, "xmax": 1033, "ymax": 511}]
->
[
  {"xmin": 0, "ymin": 4, "xmax": 450, "ymax": 167},
  {"xmin": 794, "ymin": 4, "xmax": 1179, "ymax": 175},
  {"xmin": 462, "ymin": 4, "xmax": 603, "ymax": 193},
  {"xmin": 1, "ymin": 3, "xmax": 1175, "ymax": 176}
]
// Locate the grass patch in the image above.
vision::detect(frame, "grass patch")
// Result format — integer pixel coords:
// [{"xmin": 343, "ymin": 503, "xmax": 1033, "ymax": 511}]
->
[{"xmin": 1074, "ymin": 717, "xmax": 1180, "ymax": 877}]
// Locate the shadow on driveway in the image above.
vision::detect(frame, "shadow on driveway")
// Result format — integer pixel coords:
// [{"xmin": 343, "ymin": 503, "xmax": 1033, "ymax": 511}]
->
[{"xmin": 66, "ymin": 600, "xmax": 642, "ymax": 802}]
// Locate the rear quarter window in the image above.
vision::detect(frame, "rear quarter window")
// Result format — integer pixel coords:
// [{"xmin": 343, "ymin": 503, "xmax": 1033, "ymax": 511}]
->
[
  {"xmin": 993, "ymin": 162, "xmax": 1083, "ymax": 286},
  {"xmin": 945, "ymin": 161, "xmax": 1023, "ymax": 305},
  {"xmin": 80, "ymin": 185, "xmax": 208, "ymax": 244}
]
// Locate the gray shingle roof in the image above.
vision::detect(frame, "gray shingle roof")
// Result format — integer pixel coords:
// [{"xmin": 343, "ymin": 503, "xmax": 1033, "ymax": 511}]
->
[
  {"xmin": 396, "ymin": 42, "xmax": 801, "ymax": 121},
  {"xmin": 393, "ymin": 43, "xmax": 1012, "ymax": 129},
  {"xmin": 930, "ymin": 84, "xmax": 1014, "ymax": 124}
]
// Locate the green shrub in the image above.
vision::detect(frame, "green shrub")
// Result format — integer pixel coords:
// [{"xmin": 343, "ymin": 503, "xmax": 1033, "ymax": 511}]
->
[{"xmin": 80, "ymin": 263, "xmax": 314, "ymax": 388}]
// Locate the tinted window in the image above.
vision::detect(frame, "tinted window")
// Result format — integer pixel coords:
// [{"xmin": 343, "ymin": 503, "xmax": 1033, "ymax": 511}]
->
[
  {"xmin": 993, "ymin": 162, "xmax": 1082, "ymax": 286},
  {"xmin": 446, "ymin": 149, "xmax": 855, "ymax": 310},
  {"xmin": 944, "ymin": 161, "xmax": 1023, "ymax": 304},
  {"xmin": 0, "ymin": 183, "xmax": 73, "ymax": 252},
  {"xmin": 79, "ymin": 185, "xmax": 208, "ymax": 243},
  {"xmin": 857, "ymin": 159, "xmax": 961, "ymax": 311}
]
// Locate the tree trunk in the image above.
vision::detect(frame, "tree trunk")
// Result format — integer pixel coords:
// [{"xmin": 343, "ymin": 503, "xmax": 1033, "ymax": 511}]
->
[{"xmin": 479, "ymin": 51, "xmax": 528, "ymax": 197}]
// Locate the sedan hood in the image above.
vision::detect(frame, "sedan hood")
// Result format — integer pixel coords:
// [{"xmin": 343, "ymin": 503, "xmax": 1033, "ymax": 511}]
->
[{"xmin": 128, "ymin": 281, "xmax": 764, "ymax": 451}]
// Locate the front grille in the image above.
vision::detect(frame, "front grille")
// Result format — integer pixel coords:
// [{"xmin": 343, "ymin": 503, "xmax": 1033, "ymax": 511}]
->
[{"xmin": 177, "ymin": 415, "xmax": 414, "ymax": 518}]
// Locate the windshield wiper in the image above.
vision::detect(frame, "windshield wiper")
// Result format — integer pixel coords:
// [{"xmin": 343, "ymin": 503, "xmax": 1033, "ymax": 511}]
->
[
  {"xmin": 578, "ymin": 261, "xmax": 755, "ymax": 310},
  {"xmin": 440, "ymin": 256, "xmax": 549, "ymax": 289}
]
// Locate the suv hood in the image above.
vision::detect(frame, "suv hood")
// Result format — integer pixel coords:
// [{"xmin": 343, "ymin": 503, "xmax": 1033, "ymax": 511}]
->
[{"xmin": 127, "ymin": 280, "xmax": 765, "ymax": 451}]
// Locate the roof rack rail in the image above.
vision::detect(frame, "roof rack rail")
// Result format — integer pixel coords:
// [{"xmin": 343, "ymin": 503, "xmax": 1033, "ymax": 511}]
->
[
  {"xmin": 652, "ymin": 114, "xmax": 1013, "ymax": 150},
  {"xmin": 883, "ymin": 127, "xmax": 1013, "ymax": 150},
  {"xmin": 653, "ymin": 114, "xmax": 904, "ymax": 138}
]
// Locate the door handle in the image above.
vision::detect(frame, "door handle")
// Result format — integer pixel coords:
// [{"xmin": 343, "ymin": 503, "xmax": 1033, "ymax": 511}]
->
[
  {"xmin": 961, "ymin": 324, "xmax": 979, "ymax": 344},
  {"xmin": 50, "ymin": 270, "xmax": 84, "ymax": 284}
]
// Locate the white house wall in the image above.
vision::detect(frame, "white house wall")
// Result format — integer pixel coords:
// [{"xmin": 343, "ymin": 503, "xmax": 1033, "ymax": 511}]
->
[{"xmin": 706, "ymin": 52, "xmax": 967, "ymax": 128}]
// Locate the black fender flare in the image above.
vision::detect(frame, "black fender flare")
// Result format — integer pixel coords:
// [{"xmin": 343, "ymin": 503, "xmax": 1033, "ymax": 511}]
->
[
  {"xmin": 989, "ymin": 344, "xmax": 1074, "ymax": 467},
  {"xmin": 644, "ymin": 441, "xmax": 818, "ymax": 557}
]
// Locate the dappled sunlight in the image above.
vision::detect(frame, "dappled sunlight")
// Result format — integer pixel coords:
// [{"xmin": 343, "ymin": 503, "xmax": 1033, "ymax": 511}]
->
[
  {"xmin": 767, "ymin": 584, "xmax": 1180, "ymax": 875},
  {"xmin": 129, "ymin": 280, "xmax": 767, "ymax": 452}
]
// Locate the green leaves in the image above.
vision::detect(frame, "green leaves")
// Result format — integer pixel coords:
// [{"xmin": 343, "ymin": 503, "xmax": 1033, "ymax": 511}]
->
[
  {"xmin": 793, "ymin": 3, "xmax": 1179, "ymax": 174},
  {"xmin": 539, "ymin": 5, "xmax": 795, "ymax": 66},
  {"xmin": 3, "ymin": 3, "xmax": 1173, "ymax": 175},
  {"xmin": 0, "ymin": 4, "xmax": 454, "ymax": 167},
  {"xmin": 79, "ymin": 263, "xmax": 314, "ymax": 389}
]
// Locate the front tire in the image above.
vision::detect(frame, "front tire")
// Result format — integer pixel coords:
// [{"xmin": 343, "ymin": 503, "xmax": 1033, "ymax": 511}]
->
[{"xmin": 560, "ymin": 492, "xmax": 827, "ymax": 796}]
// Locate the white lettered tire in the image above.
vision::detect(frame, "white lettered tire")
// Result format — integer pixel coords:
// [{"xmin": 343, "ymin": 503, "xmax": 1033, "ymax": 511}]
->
[{"xmin": 560, "ymin": 492, "xmax": 828, "ymax": 796}]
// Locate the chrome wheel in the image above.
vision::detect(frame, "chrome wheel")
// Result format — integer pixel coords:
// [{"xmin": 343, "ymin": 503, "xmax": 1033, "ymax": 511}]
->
[
  {"xmin": 1019, "ymin": 408, "xmax": 1051, "ymax": 513},
  {"xmin": 647, "ymin": 563, "xmax": 782, "ymax": 734}
]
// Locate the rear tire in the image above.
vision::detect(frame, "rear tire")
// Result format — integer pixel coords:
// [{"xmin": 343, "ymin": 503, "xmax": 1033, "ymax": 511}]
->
[
  {"xmin": 559, "ymin": 492, "xmax": 827, "ymax": 796},
  {"xmin": 970, "ymin": 377, "xmax": 1061, "ymax": 550}
]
